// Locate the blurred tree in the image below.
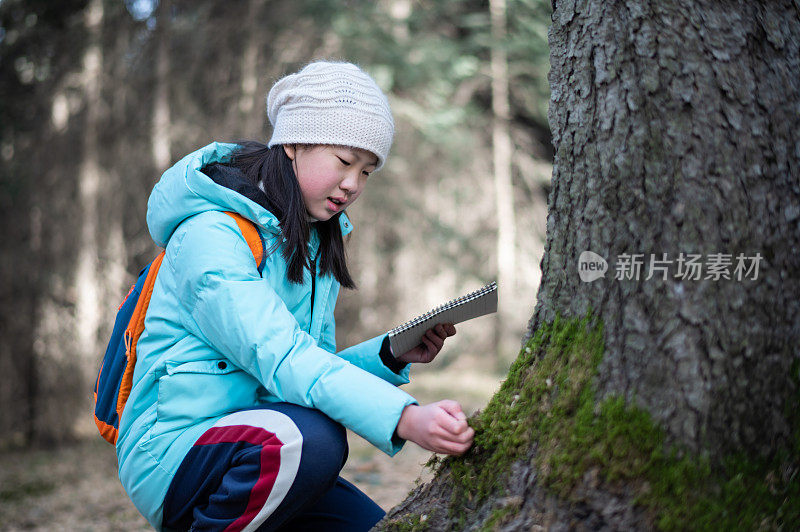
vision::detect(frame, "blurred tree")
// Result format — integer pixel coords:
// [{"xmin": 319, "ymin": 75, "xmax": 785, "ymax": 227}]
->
[
  {"xmin": 151, "ymin": 0, "xmax": 171, "ymax": 170},
  {"xmin": 379, "ymin": 1, "xmax": 800, "ymax": 529},
  {"xmin": 490, "ymin": 0, "xmax": 518, "ymax": 362},
  {"xmin": 74, "ymin": 0, "xmax": 107, "ymax": 390},
  {"xmin": 0, "ymin": 0, "xmax": 91, "ymax": 446}
]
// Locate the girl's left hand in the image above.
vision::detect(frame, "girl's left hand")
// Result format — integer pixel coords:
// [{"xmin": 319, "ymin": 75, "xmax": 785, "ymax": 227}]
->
[{"xmin": 396, "ymin": 323, "xmax": 457, "ymax": 364}]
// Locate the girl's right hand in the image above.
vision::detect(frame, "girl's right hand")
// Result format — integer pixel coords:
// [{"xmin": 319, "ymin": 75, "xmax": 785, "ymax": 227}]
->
[{"xmin": 395, "ymin": 400, "xmax": 475, "ymax": 455}]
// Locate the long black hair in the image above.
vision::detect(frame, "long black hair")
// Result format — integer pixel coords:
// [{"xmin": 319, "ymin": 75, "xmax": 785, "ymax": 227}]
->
[{"xmin": 213, "ymin": 141, "xmax": 356, "ymax": 289}]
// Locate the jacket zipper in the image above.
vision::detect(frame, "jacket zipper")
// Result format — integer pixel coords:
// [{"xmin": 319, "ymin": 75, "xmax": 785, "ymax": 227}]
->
[{"xmin": 309, "ymin": 256, "xmax": 316, "ymax": 333}]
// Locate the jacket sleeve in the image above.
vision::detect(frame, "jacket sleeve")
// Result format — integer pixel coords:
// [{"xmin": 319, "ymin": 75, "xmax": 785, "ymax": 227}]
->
[
  {"xmin": 168, "ymin": 212, "xmax": 416, "ymax": 455},
  {"xmin": 319, "ymin": 293, "xmax": 411, "ymax": 386}
]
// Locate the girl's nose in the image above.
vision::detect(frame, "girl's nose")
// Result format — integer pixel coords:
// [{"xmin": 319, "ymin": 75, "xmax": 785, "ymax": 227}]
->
[{"xmin": 340, "ymin": 172, "xmax": 358, "ymax": 193}]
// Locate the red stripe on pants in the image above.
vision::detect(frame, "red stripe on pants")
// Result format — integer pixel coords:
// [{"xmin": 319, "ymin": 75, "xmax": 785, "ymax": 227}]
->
[{"xmin": 195, "ymin": 425, "xmax": 285, "ymax": 532}]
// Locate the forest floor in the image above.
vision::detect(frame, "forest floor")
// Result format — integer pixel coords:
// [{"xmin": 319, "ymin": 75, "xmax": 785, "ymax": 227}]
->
[{"xmin": 0, "ymin": 365, "xmax": 502, "ymax": 531}]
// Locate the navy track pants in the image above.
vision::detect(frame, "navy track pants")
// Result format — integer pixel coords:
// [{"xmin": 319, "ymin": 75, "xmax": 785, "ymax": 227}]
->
[{"xmin": 162, "ymin": 403, "xmax": 385, "ymax": 531}]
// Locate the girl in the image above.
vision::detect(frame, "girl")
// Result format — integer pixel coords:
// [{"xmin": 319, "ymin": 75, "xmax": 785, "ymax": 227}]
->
[{"xmin": 116, "ymin": 60, "xmax": 475, "ymax": 531}]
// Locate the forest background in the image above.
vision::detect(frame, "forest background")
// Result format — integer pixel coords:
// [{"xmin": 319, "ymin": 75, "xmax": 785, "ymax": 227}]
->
[{"xmin": 0, "ymin": 0, "xmax": 553, "ymax": 527}]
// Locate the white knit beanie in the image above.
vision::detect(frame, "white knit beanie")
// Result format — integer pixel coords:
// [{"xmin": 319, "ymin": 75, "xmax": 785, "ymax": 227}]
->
[{"xmin": 266, "ymin": 61, "xmax": 395, "ymax": 171}]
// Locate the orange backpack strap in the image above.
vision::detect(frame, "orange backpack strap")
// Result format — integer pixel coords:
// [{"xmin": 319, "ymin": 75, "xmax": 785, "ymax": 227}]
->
[
  {"xmin": 117, "ymin": 211, "xmax": 264, "ymax": 418},
  {"xmin": 224, "ymin": 211, "xmax": 265, "ymax": 272},
  {"xmin": 116, "ymin": 251, "xmax": 166, "ymax": 422},
  {"xmin": 96, "ymin": 212, "xmax": 267, "ymax": 445},
  {"xmin": 116, "ymin": 213, "xmax": 263, "ymax": 421}
]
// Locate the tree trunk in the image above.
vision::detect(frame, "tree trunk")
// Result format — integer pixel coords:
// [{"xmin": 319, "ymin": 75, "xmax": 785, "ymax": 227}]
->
[
  {"xmin": 378, "ymin": 1, "xmax": 800, "ymax": 529},
  {"xmin": 74, "ymin": 0, "xmax": 104, "ymax": 362},
  {"xmin": 491, "ymin": 0, "xmax": 519, "ymax": 362},
  {"xmin": 152, "ymin": 0, "xmax": 171, "ymax": 170},
  {"xmin": 238, "ymin": 0, "xmax": 264, "ymax": 137}
]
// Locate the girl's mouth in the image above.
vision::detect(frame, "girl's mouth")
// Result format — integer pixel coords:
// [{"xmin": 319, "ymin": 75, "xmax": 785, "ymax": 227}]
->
[{"xmin": 327, "ymin": 197, "xmax": 345, "ymax": 211}]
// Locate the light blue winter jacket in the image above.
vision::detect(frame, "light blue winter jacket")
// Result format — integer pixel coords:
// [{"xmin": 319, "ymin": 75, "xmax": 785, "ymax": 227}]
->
[{"xmin": 115, "ymin": 142, "xmax": 417, "ymax": 529}]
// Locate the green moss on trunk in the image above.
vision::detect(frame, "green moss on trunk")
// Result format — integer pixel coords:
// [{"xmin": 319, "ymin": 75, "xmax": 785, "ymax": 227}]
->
[
  {"xmin": 431, "ymin": 314, "xmax": 799, "ymax": 530},
  {"xmin": 382, "ymin": 513, "xmax": 429, "ymax": 532}
]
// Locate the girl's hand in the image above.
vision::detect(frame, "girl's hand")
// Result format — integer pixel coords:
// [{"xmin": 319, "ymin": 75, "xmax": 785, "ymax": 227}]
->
[
  {"xmin": 396, "ymin": 323, "xmax": 457, "ymax": 364},
  {"xmin": 395, "ymin": 400, "xmax": 474, "ymax": 455}
]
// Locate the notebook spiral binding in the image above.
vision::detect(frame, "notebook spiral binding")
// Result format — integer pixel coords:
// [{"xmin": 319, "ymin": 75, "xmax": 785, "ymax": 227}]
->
[{"xmin": 388, "ymin": 282, "xmax": 498, "ymax": 337}]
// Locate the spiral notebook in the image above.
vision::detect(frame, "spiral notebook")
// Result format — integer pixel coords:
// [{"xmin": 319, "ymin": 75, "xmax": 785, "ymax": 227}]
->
[{"xmin": 388, "ymin": 282, "xmax": 498, "ymax": 356}]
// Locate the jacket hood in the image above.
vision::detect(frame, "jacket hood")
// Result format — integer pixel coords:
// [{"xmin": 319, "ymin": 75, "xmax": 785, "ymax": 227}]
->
[{"xmin": 146, "ymin": 142, "xmax": 352, "ymax": 247}]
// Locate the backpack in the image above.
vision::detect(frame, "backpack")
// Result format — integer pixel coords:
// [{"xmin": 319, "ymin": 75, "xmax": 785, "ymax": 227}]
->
[{"xmin": 93, "ymin": 212, "xmax": 265, "ymax": 444}]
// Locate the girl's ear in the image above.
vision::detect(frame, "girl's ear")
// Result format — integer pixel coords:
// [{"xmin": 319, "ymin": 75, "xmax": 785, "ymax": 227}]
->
[{"xmin": 283, "ymin": 144, "xmax": 296, "ymax": 161}]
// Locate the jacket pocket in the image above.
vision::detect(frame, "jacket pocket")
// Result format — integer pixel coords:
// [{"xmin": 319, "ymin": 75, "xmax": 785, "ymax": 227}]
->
[{"xmin": 155, "ymin": 359, "xmax": 259, "ymax": 432}]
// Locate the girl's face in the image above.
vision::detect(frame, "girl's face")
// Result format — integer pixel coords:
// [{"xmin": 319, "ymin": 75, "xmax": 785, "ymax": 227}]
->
[{"xmin": 284, "ymin": 144, "xmax": 378, "ymax": 221}]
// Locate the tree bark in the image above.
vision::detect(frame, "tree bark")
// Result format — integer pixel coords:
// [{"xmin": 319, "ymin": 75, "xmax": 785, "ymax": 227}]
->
[
  {"xmin": 534, "ymin": 0, "xmax": 800, "ymax": 457},
  {"xmin": 378, "ymin": 0, "xmax": 800, "ymax": 529}
]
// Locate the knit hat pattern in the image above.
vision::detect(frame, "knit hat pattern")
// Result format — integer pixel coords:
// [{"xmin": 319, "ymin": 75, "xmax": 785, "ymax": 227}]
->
[{"xmin": 267, "ymin": 61, "xmax": 395, "ymax": 171}]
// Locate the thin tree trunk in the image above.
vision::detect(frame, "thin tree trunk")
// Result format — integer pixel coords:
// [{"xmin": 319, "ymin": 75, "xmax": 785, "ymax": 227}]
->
[
  {"xmin": 101, "ymin": 2, "xmax": 131, "ymax": 326},
  {"xmin": 75, "ymin": 0, "xmax": 104, "ymax": 365},
  {"xmin": 238, "ymin": 0, "xmax": 264, "ymax": 137},
  {"xmin": 491, "ymin": 0, "xmax": 518, "ymax": 362},
  {"xmin": 152, "ymin": 0, "xmax": 171, "ymax": 170}
]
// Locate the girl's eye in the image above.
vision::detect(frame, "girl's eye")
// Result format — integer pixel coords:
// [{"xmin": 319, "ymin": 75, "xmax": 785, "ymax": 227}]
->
[
  {"xmin": 336, "ymin": 156, "xmax": 351, "ymax": 166},
  {"xmin": 362, "ymin": 170, "xmax": 371, "ymax": 177}
]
